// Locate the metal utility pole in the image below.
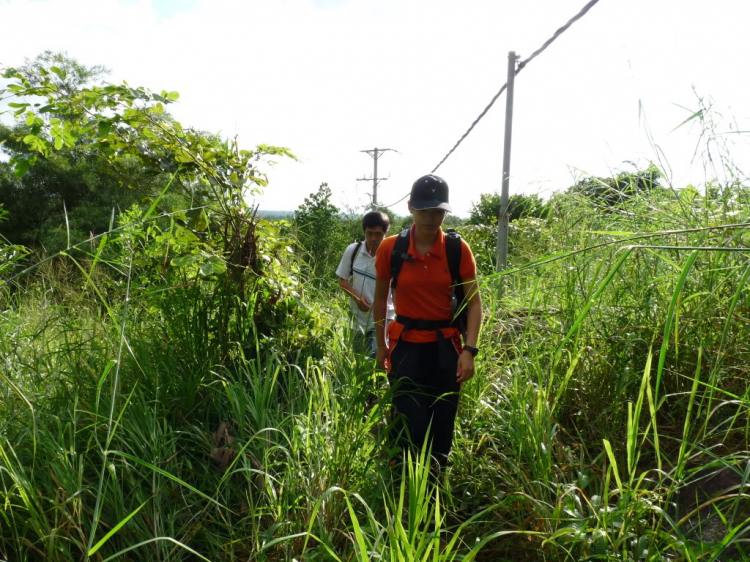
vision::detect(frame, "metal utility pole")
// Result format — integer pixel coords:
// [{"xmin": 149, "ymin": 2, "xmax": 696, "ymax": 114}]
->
[
  {"xmin": 496, "ymin": 51, "xmax": 519, "ymax": 296},
  {"xmin": 358, "ymin": 147, "xmax": 396, "ymax": 208}
]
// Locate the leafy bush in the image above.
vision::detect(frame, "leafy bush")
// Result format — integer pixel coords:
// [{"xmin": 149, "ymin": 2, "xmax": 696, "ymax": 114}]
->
[
  {"xmin": 468, "ymin": 192, "xmax": 550, "ymax": 226},
  {"xmin": 293, "ymin": 182, "xmax": 350, "ymax": 288},
  {"xmin": 568, "ymin": 164, "xmax": 665, "ymax": 208}
]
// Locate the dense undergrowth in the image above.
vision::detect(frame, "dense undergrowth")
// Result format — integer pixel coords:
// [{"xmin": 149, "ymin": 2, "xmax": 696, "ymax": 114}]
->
[
  {"xmin": 2, "ymin": 177, "xmax": 750, "ymax": 561},
  {"xmin": 2, "ymin": 53, "xmax": 749, "ymax": 561}
]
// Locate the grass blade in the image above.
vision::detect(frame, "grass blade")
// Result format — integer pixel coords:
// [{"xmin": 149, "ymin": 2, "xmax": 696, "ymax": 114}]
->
[
  {"xmin": 88, "ymin": 499, "xmax": 149, "ymax": 556},
  {"xmin": 655, "ymin": 251, "xmax": 698, "ymax": 400}
]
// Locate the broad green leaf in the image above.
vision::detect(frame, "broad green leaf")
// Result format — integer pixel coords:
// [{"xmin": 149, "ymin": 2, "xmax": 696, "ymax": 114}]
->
[
  {"xmin": 54, "ymin": 136, "xmax": 63, "ymax": 150},
  {"xmin": 13, "ymin": 159, "xmax": 29, "ymax": 178},
  {"xmin": 171, "ymin": 255, "xmax": 195, "ymax": 267},
  {"xmin": 195, "ymin": 211, "xmax": 208, "ymax": 232},
  {"xmin": 175, "ymin": 227, "xmax": 199, "ymax": 242},
  {"xmin": 187, "ymin": 208, "xmax": 208, "ymax": 232},
  {"xmin": 166, "ymin": 91, "xmax": 180, "ymax": 101},
  {"xmin": 207, "ymin": 256, "xmax": 226, "ymax": 274},
  {"xmin": 200, "ymin": 261, "xmax": 216, "ymax": 277},
  {"xmin": 98, "ymin": 121, "xmax": 112, "ymax": 136},
  {"xmin": 62, "ymin": 129, "xmax": 77, "ymax": 144},
  {"xmin": 50, "ymin": 66, "xmax": 67, "ymax": 80}
]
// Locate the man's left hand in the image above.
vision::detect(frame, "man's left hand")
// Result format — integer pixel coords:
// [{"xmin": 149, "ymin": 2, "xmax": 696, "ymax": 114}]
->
[
  {"xmin": 457, "ymin": 351, "xmax": 475, "ymax": 383},
  {"xmin": 376, "ymin": 345, "xmax": 388, "ymax": 370}
]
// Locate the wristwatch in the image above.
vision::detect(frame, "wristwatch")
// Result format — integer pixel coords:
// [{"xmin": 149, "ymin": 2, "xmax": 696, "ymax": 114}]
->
[{"xmin": 462, "ymin": 345, "xmax": 479, "ymax": 357}]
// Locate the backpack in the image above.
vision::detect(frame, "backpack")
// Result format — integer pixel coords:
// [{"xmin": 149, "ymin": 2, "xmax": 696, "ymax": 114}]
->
[
  {"xmin": 390, "ymin": 228, "xmax": 467, "ymax": 338},
  {"xmin": 349, "ymin": 241, "xmax": 363, "ymax": 277}
]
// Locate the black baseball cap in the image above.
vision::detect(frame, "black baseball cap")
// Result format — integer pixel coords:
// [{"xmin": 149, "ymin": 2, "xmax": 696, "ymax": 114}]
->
[{"xmin": 409, "ymin": 174, "xmax": 451, "ymax": 212}]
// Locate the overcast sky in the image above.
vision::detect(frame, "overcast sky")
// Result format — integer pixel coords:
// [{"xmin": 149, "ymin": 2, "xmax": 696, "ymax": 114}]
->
[{"xmin": 2, "ymin": 0, "xmax": 749, "ymax": 216}]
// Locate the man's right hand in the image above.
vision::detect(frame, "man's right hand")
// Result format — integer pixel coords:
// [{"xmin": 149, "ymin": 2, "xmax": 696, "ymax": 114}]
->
[{"xmin": 357, "ymin": 296, "xmax": 372, "ymax": 312}]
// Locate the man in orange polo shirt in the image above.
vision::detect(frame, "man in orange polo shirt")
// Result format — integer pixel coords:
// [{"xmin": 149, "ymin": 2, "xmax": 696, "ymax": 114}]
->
[{"xmin": 373, "ymin": 174, "xmax": 482, "ymax": 469}]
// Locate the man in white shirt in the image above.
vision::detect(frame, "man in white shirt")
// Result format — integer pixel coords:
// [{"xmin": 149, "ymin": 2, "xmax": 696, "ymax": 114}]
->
[{"xmin": 336, "ymin": 210, "xmax": 395, "ymax": 356}]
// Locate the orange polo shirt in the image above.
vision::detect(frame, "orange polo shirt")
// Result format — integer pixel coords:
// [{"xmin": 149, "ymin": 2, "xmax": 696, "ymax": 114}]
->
[{"xmin": 375, "ymin": 226, "xmax": 477, "ymax": 344}]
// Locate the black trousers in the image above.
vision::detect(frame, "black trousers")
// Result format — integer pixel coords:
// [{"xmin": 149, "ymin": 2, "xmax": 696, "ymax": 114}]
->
[{"xmin": 388, "ymin": 338, "xmax": 461, "ymax": 468}]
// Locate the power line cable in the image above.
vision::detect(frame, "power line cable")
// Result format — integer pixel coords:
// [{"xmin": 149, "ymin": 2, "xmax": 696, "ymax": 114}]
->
[
  {"xmin": 431, "ymin": 0, "xmax": 601, "ymax": 175},
  {"xmin": 378, "ymin": 0, "xmax": 602, "ymax": 208},
  {"xmin": 429, "ymin": 84, "xmax": 509, "ymax": 177},
  {"xmin": 377, "ymin": 191, "xmax": 410, "ymax": 209},
  {"xmin": 515, "ymin": 0, "xmax": 601, "ymax": 73}
]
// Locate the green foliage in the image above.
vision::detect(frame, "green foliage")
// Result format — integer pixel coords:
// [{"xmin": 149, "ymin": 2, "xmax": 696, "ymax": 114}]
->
[
  {"xmin": 0, "ymin": 54, "xmax": 174, "ymax": 252},
  {"xmin": 568, "ymin": 164, "xmax": 664, "ymax": 207},
  {"xmin": 293, "ymin": 182, "xmax": 349, "ymax": 287},
  {"xmin": 459, "ymin": 216, "xmax": 555, "ymax": 276},
  {"xmin": 1, "ymin": 56, "xmax": 294, "ymax": 203},
  {"xmin": 0, "ymin": 124, "xmax": 145, "ymax": 250},
  {"xmin": 0, "ymin": 206, "xmax": 29, "ymax": 279},
  {"xmin": 468, "ymin": 192, "xmax": 550, "ymax": 226},
  {"xmin": 5, "ymin": 174, "xmax": 750, "ymax": 560},
  {"xmin": 20, "ymin": 50, "xmax": 108, "ymax": 94},
  {"xmin": 0, "ymin": 53, "xmax": 300, "ymax": 350},
  {"xmin": 456, "ymin": 223, "xmax": 495, "ymax": 275}
]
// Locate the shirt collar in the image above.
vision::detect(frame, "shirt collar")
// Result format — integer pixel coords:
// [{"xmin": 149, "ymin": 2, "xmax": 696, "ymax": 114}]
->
[
  {"xmin": 408, "ymin": 224, "xmax": 445, "ymax": 258},
  {"xmin": 356, "ymin": 242, "xmax": 375, "ymax": 259}
]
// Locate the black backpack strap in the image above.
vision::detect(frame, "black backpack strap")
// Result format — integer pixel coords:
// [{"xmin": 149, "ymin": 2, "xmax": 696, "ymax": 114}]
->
[
  {"xmin": 349, "ymin": 241, "xmax": 362, "ymax": 277},
  {"xmin": 444, "ymin": 229, "xmax": 462, "ymax": 286},
  {"xmin": 395, "ymin": 315, "xmax": 452, "ymax": 332},
  {"xmin": 445, "ymin": 228, "xmax": 468, "ymax": 339},
  {"xmin": 390, "ymin": 229, "xmax": 413, "ymax": 289}
]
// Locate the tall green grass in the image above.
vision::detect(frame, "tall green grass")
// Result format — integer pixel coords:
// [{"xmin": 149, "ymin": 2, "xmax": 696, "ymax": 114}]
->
[{"xmin": 2, "ymin": 179, "xmax": 750, "ymax": 560}]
